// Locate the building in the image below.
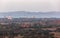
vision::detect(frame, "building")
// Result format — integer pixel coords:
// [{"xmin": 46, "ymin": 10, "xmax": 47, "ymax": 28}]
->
[{"xmin": 50, "ymin": 32, "xmax": 60, "ymax": 38}]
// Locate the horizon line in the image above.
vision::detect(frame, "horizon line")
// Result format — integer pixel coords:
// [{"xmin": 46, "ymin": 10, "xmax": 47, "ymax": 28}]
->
[{"xmin": 0, "ymin": 10, "xmax": 60, "ymax": 13}]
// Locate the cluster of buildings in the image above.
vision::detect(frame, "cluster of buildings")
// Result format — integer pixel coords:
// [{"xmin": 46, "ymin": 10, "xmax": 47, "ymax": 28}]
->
[{"xmin": 0, "ymin": 18, "xmax": 60, "ymax": 38}]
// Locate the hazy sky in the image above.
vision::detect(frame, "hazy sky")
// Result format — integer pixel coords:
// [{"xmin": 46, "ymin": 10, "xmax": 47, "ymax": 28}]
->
[{"xmin": 0, "ymin": 0, "xmax": 60, "ymax": 12}]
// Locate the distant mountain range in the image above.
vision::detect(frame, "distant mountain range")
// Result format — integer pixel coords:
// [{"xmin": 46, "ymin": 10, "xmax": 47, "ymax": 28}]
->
[{"xmin": 0, "ymin": 11, "xmax": 60, "ymax": 18}]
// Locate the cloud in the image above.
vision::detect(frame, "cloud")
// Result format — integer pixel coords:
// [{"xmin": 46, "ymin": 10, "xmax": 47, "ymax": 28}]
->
[{"xmin": 0, "ymin": 0, "xmax": 60, "ymax": 12}]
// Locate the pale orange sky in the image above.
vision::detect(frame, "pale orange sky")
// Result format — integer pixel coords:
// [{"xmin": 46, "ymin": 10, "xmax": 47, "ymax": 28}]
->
[{"xmin": 0, "ymin": 0, "xmax": 60, "ymax": 12}]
